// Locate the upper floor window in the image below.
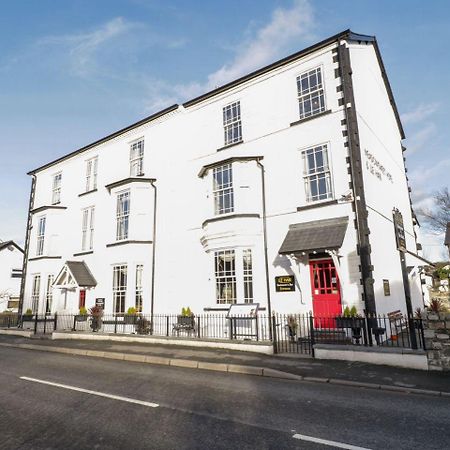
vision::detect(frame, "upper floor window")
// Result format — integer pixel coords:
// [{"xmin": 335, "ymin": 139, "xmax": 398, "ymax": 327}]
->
[
  {"xmin": 130, "ymin": 140, "xmax": 144, "ymax": 176},
  {"xmin": 302, "ymin": 144, "xmax": 333, "ymax": 202},
  {"xmin": 36, "ymin": 216, "xmax": 46, "ymax": 256},
  {"xmin": 213, "ymin": 164, "xmax": 234, "ymax": 215},
  {"xmin": 116, "ymin": 191, "xmax": 130, "ymax": 241},
  {"xmin": 85, "ymin": 157, "xmax": 98, "ymax": 192},
  {"xmin": 297, "ymin": 67, "xmax": 325, "ymax": 120},
  {"xmin": 223, "ymin": 101, "xmax": 242, "ymax": 146},
  {"xmin": 113, "ymin": 264, "xmax": 127, "ymax": 314},
  {"xmin": 81, "ymin": 206, "xmax": 95, "ymax": 251},
  {"xmin": 52, "ymin": 172, "xmax": 62, "ymax": 204}
]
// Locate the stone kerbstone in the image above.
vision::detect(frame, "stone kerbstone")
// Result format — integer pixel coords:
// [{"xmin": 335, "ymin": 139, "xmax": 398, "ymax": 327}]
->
[{"xmin": 436, "ymin": 334, "xmax": 450, "ymax": 340}]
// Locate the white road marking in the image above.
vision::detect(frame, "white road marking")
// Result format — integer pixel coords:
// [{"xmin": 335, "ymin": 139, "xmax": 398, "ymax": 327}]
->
[
  {"xmin": 20, "ymin": 376, "xmax": 159, "ymax": 408},
  {"xmin": 292, "ymin": 433, "xmax": 371, "ymax": 450}
]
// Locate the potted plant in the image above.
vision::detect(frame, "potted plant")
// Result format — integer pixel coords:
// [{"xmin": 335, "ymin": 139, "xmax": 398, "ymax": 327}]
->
[
  {"xmin": 178, "ymin": 307, "xmax": 195, "ymax": 327},
  {"xmin": 135, "ymin": 316, "xmax": 151, "ymax": 334},
  {"xmin": 76, "ymin": 306, "xmax": 88, "ymax": 322},
  {"xmin": 124, "ymin": 306, "xmax": 138, "ymax": 324},
  {"xmin": 336, "ymin": 306, "xmax": 364, "ymax": 343},
  {"xmin": 89, "ymin": 305, "xmax": 103, "ymax": 332},
  {"xmin": 22, "ymin": 308, "xmax": 34, "ymax": 322}
]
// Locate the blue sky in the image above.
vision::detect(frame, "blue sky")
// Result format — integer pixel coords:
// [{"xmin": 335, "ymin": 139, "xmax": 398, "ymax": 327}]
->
[{"xmin": 0, "ymin": 0, "xmax": 449, "ymax": 259}]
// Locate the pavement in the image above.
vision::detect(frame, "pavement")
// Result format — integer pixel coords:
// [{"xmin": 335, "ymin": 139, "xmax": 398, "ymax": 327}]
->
[
  {"xmin": 0, "ymin": 334, "xmax": 449, "ymax": 397},
  {"xmin": 1, "ymin": 344, "xmax": 449, "ymax": 449}
]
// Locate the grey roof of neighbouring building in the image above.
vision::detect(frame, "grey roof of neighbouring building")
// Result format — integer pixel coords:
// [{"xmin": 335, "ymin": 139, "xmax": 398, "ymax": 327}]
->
[
  {"xmin": 65, "ymin": 261, "xmax": 97, "ymax": 287},
  {"xmin": 0, "ymin": 240, "xmax": 24, "ymax": 253},
  {"xmin": 445, "ymin": 222, "xmax": 450, "ymax": 247},
  {"xmin": 279, "ymin": 217, "xmax": 349, "ymax": 255}
]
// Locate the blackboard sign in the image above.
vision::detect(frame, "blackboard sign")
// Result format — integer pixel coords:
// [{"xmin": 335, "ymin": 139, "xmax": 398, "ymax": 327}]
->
[
  {"xmin": 95, "ymin": 298, "xmax": 105, "ymax": 309},
  {"xmin": 275, "ymin": 275, "xmax": 295, "ymax": 292}
]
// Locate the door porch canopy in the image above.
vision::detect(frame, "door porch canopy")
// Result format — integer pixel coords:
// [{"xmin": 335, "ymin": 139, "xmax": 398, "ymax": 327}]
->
[
  {"xmin": 279, "ymin": 217, "xmax": 349, "ymax": 255},
  {"xmin": 53, "ymin": 261, "xmax": 97, "ymax": 289}
]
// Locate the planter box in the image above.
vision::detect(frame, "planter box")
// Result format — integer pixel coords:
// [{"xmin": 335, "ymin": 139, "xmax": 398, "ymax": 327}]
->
[
  {"xmin": 124, "ymin": 315, "xmax": 138, "ymax": 325},
  {"xmin": 22, "ymin": 315, "xmax": 34, "ymax": 322},
  {"xmin": 335, "ymin": 317, "xmax": 365, "ymax": 329},
  {"xmin": 75, "ymin": 315, "xmax": 88, "ymax": 322},
  {"xmin": 177, "ymin": 316, "xmax": 195, "ymax": 327}
]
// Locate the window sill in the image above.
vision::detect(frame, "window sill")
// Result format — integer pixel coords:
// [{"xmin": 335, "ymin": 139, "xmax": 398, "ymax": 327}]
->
[
  {"xmin": 216, "ymin": 140, "xmax": 243, "ymax": 152},
  {"xmin": 296, "ymin": 199, "xmax": 338, "ymax": 212},
  {"xmin": 202, "ymin": 213, "xmax": 260, "ymax": 228},
  {"xmin": 106, "ymin": 240, "xmax": 153, "ymax": 248},
  {"xmin": 73, "ymin": 250, "xmax": 94, "ymax": 256},
  {"xmin": 28, "ymin": 255, "xmax": 62, "ymax": 261},
  {"xmin": 78, "ymin": 189, "xmax": 98, "ymax": 197},
  {"xmin": 290, "ymin": 109, "xmax": 332, "ymax": 127}
]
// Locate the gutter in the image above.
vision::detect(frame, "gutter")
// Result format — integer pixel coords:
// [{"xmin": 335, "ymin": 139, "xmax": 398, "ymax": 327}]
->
[{"xmin": 149, "ymin": 180, "xmax": 158, "ymax": 332}]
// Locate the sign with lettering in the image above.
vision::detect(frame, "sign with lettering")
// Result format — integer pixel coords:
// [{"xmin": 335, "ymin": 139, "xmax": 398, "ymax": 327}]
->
[
  {"xmin": 364, "ymin": 149, "xmax": 393, "ymax": 183},
  {"xmin": 275, "ymin": 275, "xmax": 295, "ymax": 292},
  {"xmin": 95, "ymin": 298, "xmax": 105, "ymax": 309},
  {"xmin": 393, "ymin": 209, "xmax": 407, "ymax": 252}
]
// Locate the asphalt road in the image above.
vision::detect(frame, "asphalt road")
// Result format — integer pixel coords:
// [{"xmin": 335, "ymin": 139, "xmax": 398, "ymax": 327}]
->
[{"xmin": 0, "ymin": 346, "xmax": 449, "ymax": 450}]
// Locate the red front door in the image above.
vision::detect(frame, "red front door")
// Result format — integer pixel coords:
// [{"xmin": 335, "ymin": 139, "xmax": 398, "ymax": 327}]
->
[
  {"xmin": 309, "ymin": 259, "xmax": 341, "ymax": 327},
  {"xmin": 79, "ymin": 290, "xmax": 86, "ymax": 309}
]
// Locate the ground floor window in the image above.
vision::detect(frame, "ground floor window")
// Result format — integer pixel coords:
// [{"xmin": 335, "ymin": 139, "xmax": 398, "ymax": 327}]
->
[
  {"xmin": 45, "ymin": 275, "xmax": 54, "ymax": 314},
  {"xmin": 135, "ymin": 264, "xmax": 143, "ymax": 312},
  {"xmin": 214, "ymin": 248, "xmax": 254, "ymax": 304},
  {"xmin": 31, "ymin": 274, "xmax": 41, "ymax": 313},
  {"xmin": 113, "ymin": 265, "xmax": 127, "ymax": 314}
]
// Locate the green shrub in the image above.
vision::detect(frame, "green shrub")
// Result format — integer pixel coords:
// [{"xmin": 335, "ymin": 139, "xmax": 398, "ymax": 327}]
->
[
  {"xmin": 126, "ymin": 306, "xmax": 137, "ymax": 315},
  {"xmin": 25, "ymin": 308, "xmax": 33, "ymax": 315},
  {"xmin": 79, "ymin": 307, "xmax": 88, "ymax": 315}
]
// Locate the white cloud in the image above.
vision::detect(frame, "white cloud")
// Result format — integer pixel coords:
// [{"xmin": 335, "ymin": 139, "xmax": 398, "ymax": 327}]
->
[
  {"xmin": 406, "ymin": 123, "xmax": 437, "ymax": 154},
  {"xmin": 144, "ymin": 0, "xmax": 315, "ymax": 110},
  {"xmin": 401, "ymin": 102, "xmax": 439, "ymax": 125}
]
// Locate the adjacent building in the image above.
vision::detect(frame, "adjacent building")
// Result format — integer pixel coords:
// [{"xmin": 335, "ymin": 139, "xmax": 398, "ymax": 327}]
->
[
  {"xmin": 0, "ymin": 240, "xmax": 23, "ymax": 312},
  {"xmin": 20, "ymin": 30, "xmax": 429, "ymax": 320}
]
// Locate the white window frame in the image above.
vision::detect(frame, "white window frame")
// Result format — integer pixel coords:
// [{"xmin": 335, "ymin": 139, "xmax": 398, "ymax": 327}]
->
[
  {"xmin": 243, "ymin": 249, "xmax": 253, "ymax": 304},
  {"xmin": 135, "ymin": 264, "xmax": 144, "ymax": 313},
  {"xmin": 81, "ymin": 206, "xmax": 95, "ymax": 251},
  {"xmin": 223, "ymin": 101, "xmax": 242, "ymax": 146},
  {"xmin": 130, "ymin": 139, "xmax": 144, "ymax": 176},
  {"xmin": 301, "ymin": 143, "xmax": 333, "ymax": 203},
  {"xmin": 45, "ymin": 274, "xmax": 54, "ymax": 314},
  {"xmin": 85, "ymin": 156, "xmax": 98, "ymax": 192},
  {"xmin": 31, "ymin": 274, "xmax": 41, "ymax": 314},
  {"xmin": 213, "ymin": 164, "xmax": 234, "ymax": 215},
  {"xmin": 215, "ymin": 250, "xmax": 236, "ymax": 304},
  {"xmin": 112, "ymin": 264, "xmax": 127, "ymax": 314},
  {"xmin": 116, "ymin": 190, "xmax": 130, "ymax": 241},
  {"xmin": 52, "ymin": 172, "xmax": 62, "ymax": 205},
  {"xmin": 297, "ymin": 66, "xmax": 326, "ymax": 120},
  {"xmin": 36, "ymin": 216, "xmax": 46, "ymax": 256}
]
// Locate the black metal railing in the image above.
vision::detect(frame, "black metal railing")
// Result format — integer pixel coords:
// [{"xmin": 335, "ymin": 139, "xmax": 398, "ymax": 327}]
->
[{"xmin": 3, "ymin": 311, "xmax": 426, "ymax": 354}]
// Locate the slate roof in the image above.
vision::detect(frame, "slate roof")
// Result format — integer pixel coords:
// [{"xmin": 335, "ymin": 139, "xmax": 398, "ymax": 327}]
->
[
  {"xmin": 65, "ymin": 261, "xmax": 97, "ymax": 287},
  {"xmin": 279, "ymin": 217, "xmax": 349, "ymax": 255},
  {"xmin": 0, "ymin": 240, "xmax": 24, "ymax": 253},
  {"xmin": 445, "ymin": 222, "xmax": 450, "ymax": 247}
]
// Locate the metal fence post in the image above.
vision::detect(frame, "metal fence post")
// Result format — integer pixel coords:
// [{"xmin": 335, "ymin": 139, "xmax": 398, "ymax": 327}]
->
[
  {"xmin": 43, "ymin": 314, "xmax": 47, "ymax": 334},
  {"xmin": 309, "ymin": 313, "xmax": 315, "ymax": 357},
  {"xmin": 166, "ymin": 315, "xmax": 169, "ymax": 337},
  {"xmin": 197, "ymin": 316, "xmax": 201, "ymax": 339},
  {"xmin": 73, "ymin": 315, "xmax": 76, "ymax": 331},
  {"xmin": 34, "ymin": 314, "xmax": 38, "ymax": 335},
  {"xmin": 272, "ymin": 314, "xmax": 277, "ymax": 354},
  {"xmin": 54, "ymin": 313, "xmax": 58, "ymax": 331},
  {"xmin": 114, "ymin": 315, "xmax": 118, "ymax": 334}
]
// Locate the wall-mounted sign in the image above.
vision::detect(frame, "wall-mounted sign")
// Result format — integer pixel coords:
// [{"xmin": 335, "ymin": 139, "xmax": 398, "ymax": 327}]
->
[
  {"xmin": 95, "ymin": 298, "xmax": 105, "ymax": 309},
  {"xmin": 393, "ymin": 209, "xmax": 406, "ymax": 252},
  {"xmin": 275, "ymin": 275, "xmax": 295, "ymax": 292},
  {"xmin": 383, "ymin": 279, "xmax": 391, "ymax": 296}
]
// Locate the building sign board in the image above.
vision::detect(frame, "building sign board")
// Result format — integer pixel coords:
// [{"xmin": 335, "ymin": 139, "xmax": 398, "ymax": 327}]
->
[
  {"xmin": 275, "ymin": 275, "xmax": 295, "ymax": 292},
  {"xmin": 95, "ymin": 298, "xmax": 105, "ymax": 309},
  {"xmin": 393, "ymin": 209, "xmax": 406, "ymax": 252}
]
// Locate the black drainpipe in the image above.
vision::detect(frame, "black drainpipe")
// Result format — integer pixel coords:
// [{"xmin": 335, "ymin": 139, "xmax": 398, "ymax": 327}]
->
[
  {"xmin": 149, "ymin": 180, "xmax": 157, "ymax": 333},
  {"xmin": 18, "ymin": 175, "xmax": 36, "ymax": 317},
  {"xmin": 256, "ymin": 159, "xmax": 273, "ymax": 340},
  {"xmin": 337, "ymin": 41, "xmax": 377, "ymax": 315}
]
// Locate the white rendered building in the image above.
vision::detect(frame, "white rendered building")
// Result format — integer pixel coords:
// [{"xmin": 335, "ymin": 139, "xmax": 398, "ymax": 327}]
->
[
  {"xmin": 0, "ymin": 241, "xmax": 23, "ymax": 312},
  {"xmin": 20, "ymin": 30, "xmax": 429, "ymax": 319}
]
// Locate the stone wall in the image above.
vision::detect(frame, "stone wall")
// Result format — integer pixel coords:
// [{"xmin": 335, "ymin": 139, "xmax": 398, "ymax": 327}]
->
[{"xmin": 423, "ymin": 312, "xmax": 450, "ymax": 371}]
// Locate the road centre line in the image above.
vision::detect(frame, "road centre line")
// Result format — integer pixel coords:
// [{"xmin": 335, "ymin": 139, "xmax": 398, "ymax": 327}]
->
[
  {"xmin": 19, "ymin": 376, "xmax": 159, "ymax": 408},
  {"xmin": 292, "ymin": 433, "xmax": 372, "ymax": 450}
]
